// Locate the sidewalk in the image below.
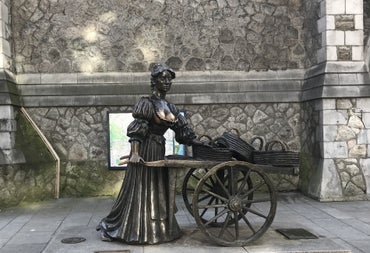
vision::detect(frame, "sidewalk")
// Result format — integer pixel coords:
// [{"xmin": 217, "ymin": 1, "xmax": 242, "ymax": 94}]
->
[{"xmin": 0, "ymin": 192, "xmax": 369, "ymax": 253}]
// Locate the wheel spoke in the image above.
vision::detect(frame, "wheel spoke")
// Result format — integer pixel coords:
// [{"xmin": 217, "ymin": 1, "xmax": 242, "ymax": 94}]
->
[
  {"xmin": 200, "ymin": 196, "xmax": 215, "ymax": 218},
  {"xmin": 192, "ymin": 174, "xmax": 213, "ymax": 189},
  {"xmin": 197, "ymin": 193, "xmax": 212, "ymax": 203},
  {"xmin": 218, "ymin": 212, "xmax": 232, "ymax": 238},
  {"xmin": 236, "ymin": 170, "xmax": 251, "ymax": 196},
  {"xmin": 186, "ymin": 188, "xmax": 195, "ymax": 192},
  {"xmin": 229, "ymin": 167, "xmax": 236, "ymax": 196},
  {"xmin": 202, "ymin": 188, "xmax": 229, "ymax": 202},
  {"xmin": 240, "ymin": 180, "xmax": 265, "ymax": 199},
  {"xmin": 198, "ymin": 203, "xmax": 227, "ymax": 209},
  {"xmin": 204, "ymin": 209, "xmax": 228, "ymax": 226},
  {"xmin": 213, "ymin": 173, "xmax": 231, "ymax": 198},
  {"xmin": 234, "ymin": 211, "xmax": 239, "ymax": 240},
  {"xmin": 239, "ymin": 210, "xmax": 256, "ymax": 234},
  {"xmin": 242, "ymin": 198, "xmax": 271, "ymax": 205},
  {"xmin": 243, "ymin": 206, "xmax": 268, "ymax": 219}
]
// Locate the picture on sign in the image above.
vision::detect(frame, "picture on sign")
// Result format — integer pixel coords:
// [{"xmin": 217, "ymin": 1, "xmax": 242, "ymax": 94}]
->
[{"xmin": 107, "ymin": 112, "xmax": 185, "ymax": 169}]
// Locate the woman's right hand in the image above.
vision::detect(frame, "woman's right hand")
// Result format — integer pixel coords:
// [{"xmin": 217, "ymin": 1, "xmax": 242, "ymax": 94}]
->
[{"xmin": 129, "ymin": 153, "xmax": 144, "ymax": 164}]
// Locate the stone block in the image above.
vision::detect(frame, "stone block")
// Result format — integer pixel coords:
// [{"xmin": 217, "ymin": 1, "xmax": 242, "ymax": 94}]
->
[
  {"xmin": 0, "ymin": 118, "xmax": 16, "ymax": 131},
  {"xmin": 326, "ymin": 0, "xmax": 346, "ymax": 15},
  {"xmin": 354, "ymin": 15, "xmax": 364, "ymax": 29},
  {"xmin": 0, "ymin": 38, "xmax": 10, "ymax": 57},
  {"xmin": 325, "ymin": 61, "xmax": 367, "ymax": 72},
  {"xmin": 324, "ymin": 73, "xmax": 339, "ymax": 85},
  {"xmin": 336, "ymin": 125, "xmax": 356, "ymax": 141},
  {"xmin": 16, "ymin": 74, "xmax": 41, "ymax": 84},
  {"xmin": 349, "ymin": 144, "xmax": 367, "ymax": 158},
  {"xmin": 338, "ymin": 73, "xmax": 358, "ymax": 85},
  {"xmin": 317, "ymin": 17, "xmax": 326, "ymax": 33},
  {"xmin": 0, "ymin": 132, "xmax": 14, "ymax": 149},
  {"xmin": 352, "ymin": 46, "xmax": 364, "ymax": 61},
  {"xmin": 362, "ymin": 113, "xmax": 370, "ymax": 128},
  {"xmin": 78, "ymin": 72, "xmax": 134, "ymax": 84},
  {"xmin": 323, "ymin": 125, "xmax": 338, "ymax": 141},
  {"xmin": 320, "ymin": 158, "xmax": 343, "ymax": 200},
  {"xmin": 357, "ymin": 98, "xmax": 370, "ymax": 112},
  {"xmin": 326, "ymin": 46, "xmax": 338, "ymax": 60},
  {"xmin": 0, "ymin": 2, "xmax": 9, "ymax": 24},
  {"xmin": 322, "ymin": 110, "xmax": 348, "ymax": 125},
  {"xmin": 360, "ymin": 159, "xmax": 370, "ymax": 194},
  {"xmin": 0, "ymin": 105, "xmax": 14, "ymax": 119},
  {"xmin": 336, "ymin": 99, "xmax": 353, "ymax": 109},
  {"xmin": 322, "ymin": 141, "xmax": 348, "ymax": 158},
  {"xmin": 41, "ymin": 73, "xmax": 77, "ymax": 84},
  {"xmin": 321, "ymin": 99, "xmax": 336, "ymax": 110},
  {"xmin": 345, "ymin": 31, "xmax": 363, "ymax": 45},
  {"xmin": 317, "ymin": 47, "xmax": 326, "ymax": 63},
  {"xmin": 318, "ymin": 15, "xmax": 336, "ymax": 33},
  {"xmin": 0, "ymin": 21, "xmax": 6, "ymax": 39},
  {"xmin": 358, "ymin": 129, "xmax": 370, "ymax": 144},
  {"xmin": 324, "ymin": 30, "xmax": 344, "ymax": 46},
  {"xmin": 335, "ymin": 15, "xmax": 354, "ymax": 31},
  {"xmin": 345, "ymin": 0, "xmax": 363, "ymax": 14},
  {"xmin": 337, "ymin": 46, "xmax": 351, "ymax": 61}
]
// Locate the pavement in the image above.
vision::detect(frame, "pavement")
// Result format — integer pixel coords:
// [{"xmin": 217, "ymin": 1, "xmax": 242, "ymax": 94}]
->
[{"xmin": 0, "ymin": 192, "xmax": 369, "ymax": 253}]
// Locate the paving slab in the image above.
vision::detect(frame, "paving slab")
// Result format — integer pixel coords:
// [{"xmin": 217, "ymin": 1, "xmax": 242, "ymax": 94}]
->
[{"xmin": 0, "ymin": 192, "xmax": 369, "ymax": 253}]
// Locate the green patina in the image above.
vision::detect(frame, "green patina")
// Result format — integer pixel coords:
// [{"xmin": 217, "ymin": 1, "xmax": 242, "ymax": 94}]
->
[{"xmin": 0, "ymin": 113, "xmax": 55, "ymax": 208}]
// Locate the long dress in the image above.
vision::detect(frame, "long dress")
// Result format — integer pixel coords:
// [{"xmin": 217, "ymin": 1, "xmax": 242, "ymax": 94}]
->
[{"xmin": 98, "ymin": 95, "xmax": 196, "ymax": 244}]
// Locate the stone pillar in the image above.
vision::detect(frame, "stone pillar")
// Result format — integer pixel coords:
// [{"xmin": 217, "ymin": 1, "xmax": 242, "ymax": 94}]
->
[
  {"xmin": 307, "ymin": 0, "xmax": 369, "ymax": 200},
  {"xmin": 0, "ymin": 0, "xmax": 23, "ymax": 165},
  {"xmin": 317, "ymin": 0, "xmax": 363, "ymax": 63}
]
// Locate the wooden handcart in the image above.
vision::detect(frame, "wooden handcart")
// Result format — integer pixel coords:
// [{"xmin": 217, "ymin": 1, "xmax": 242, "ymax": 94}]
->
[{"xmin": 143, "ymin": 157, "xmax": 298, "ymax": 247}]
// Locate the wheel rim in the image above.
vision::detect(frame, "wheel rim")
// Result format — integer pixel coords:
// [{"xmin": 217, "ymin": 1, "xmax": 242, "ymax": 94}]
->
[
  {"xmin": 192, "ymin": 161, "xmax": 277, "ymax": 246},
  {"xmin": 182, "ymin": 166, "xmax": 253, "ymax": 227}
]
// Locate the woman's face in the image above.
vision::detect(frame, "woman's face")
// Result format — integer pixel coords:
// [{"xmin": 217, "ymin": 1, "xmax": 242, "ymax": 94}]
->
[{"xmin": 156, "ymin": 70, "xmax": 172, "ymax": 93}]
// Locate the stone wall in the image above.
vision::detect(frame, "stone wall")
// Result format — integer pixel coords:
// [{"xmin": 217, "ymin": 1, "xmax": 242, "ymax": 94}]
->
[
  {"xmin": 26, "ymin": 106, "xmax": 127, "ymax": 198},
  {"xmin": 300, "ymin": 98, "xmax": 370, "ymax": 201},
  {"xmin": 301, "ymin": 0, "xmax": 321, "ymax": 68},
  {"xmin": 299, "ymin": 100, "xmax": 321, "ymax": 197},
  {"xmin": 365, "ymin": 0, "xmax": 370, "ymax": 44},
  {"xmin": 0, "ymin": 111, "xmax": 55, "ymax": 207},
  {"xmin": 12, "ymin": 0, "xmax": 311, "ymax": 73},
  {"xmin": 0, "ymin": 0, "xmax": 14, "ymax": 71},
  {"xmin": 24, "ymin": 102, "xmax": 301, "ymax": 198}
]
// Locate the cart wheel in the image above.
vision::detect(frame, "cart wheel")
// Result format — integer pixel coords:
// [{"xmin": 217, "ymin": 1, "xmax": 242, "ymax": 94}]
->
[
  {"xmin": 192, "ymin": 161, "xmax": 277, "ymax": 246},
  {"xmin": 182, "ymin": 167, "xmax": 253, "ymax": 227},
  {"xmin": 182, "ymin": 168, "xmax": 209, "ymax": 217}
]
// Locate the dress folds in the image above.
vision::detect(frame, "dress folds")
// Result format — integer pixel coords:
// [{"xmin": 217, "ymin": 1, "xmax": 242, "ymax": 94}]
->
[{"xmin": 98, "ymin": 96, "xmax": 195, "ymax": 244}]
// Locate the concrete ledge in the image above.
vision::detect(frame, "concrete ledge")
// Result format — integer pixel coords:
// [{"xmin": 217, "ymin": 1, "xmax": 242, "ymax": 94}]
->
[
  {"xmin": 18, "ymin": 70, "xmax": 305, "ymax": 106},
  {"xmin": 14, "ymin": 65, "xmax": 370, "ymax": 106},
  {"xmin": 0, "ymin": 70, "xmax": 20, "ymax": 106}
]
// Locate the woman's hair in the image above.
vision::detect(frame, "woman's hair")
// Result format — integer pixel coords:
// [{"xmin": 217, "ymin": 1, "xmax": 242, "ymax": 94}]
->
[{"xmin": 150, "ymin": 63, "xmax": 176, "ymax": 89}]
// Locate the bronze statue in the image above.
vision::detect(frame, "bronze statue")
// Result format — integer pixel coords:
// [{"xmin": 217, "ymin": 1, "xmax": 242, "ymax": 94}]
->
[{"xmin": 97, "ymin": 63, "xmax": 199, "ymax": 244}]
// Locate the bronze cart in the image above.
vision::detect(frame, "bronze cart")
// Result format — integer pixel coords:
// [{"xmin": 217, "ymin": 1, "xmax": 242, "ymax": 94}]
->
[{"xmin": 144, "ymin": 157, "xmax": 298, "ymax": 247}]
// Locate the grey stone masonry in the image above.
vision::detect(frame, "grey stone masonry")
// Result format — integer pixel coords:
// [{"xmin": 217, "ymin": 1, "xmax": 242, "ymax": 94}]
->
[
  {"xmin": 317, "ymin": 0, "xmax": 364, "ymax": 62},
  {"xmin": 12, "ymin": 0, "xmax": 312, "ymax": 73},
  {"xmin": 0, "ymin": 105, "xmax": 24, "ymax": 165},
  {"xmin": 316, "ymin": 98, "xmax": 369, "ymax": 200},
  {"xmin": 0, "ymin": 0, "xmax": 13, "ymax": 71},
  {"xmin": 17, "ymin": 70, "xmax": 305, "ymax": 107}
]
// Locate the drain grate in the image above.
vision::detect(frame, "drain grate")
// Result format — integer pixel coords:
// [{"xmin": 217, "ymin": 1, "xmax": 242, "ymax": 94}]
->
[
  {"xmin": 61, "ymin": 237, "xmax": 86, "ymax": 244},
  {"xmin": 276, "ymin": 228, "xmax": 318, "ymax": 240}
]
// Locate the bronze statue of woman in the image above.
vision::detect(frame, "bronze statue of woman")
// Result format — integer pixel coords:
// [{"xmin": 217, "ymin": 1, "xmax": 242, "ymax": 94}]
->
[{"xmin": 97, "ymin": 63, "xmax": 198, "ymax": 244}]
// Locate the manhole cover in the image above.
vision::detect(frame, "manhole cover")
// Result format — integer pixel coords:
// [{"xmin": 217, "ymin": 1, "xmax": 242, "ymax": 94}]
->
[
  {"xmin": 61, "ymin": 237, "xmax": 86, "ymax": 244},
  {"xmin": 276, "ymin": 228, "xmax": 318, "ymax": 239}
]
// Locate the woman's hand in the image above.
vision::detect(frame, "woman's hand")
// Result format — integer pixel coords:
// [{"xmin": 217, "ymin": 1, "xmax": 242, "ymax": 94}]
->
[{"xmin": 129, "ymin": 153, "xmax": 144, "ymax": 164}]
